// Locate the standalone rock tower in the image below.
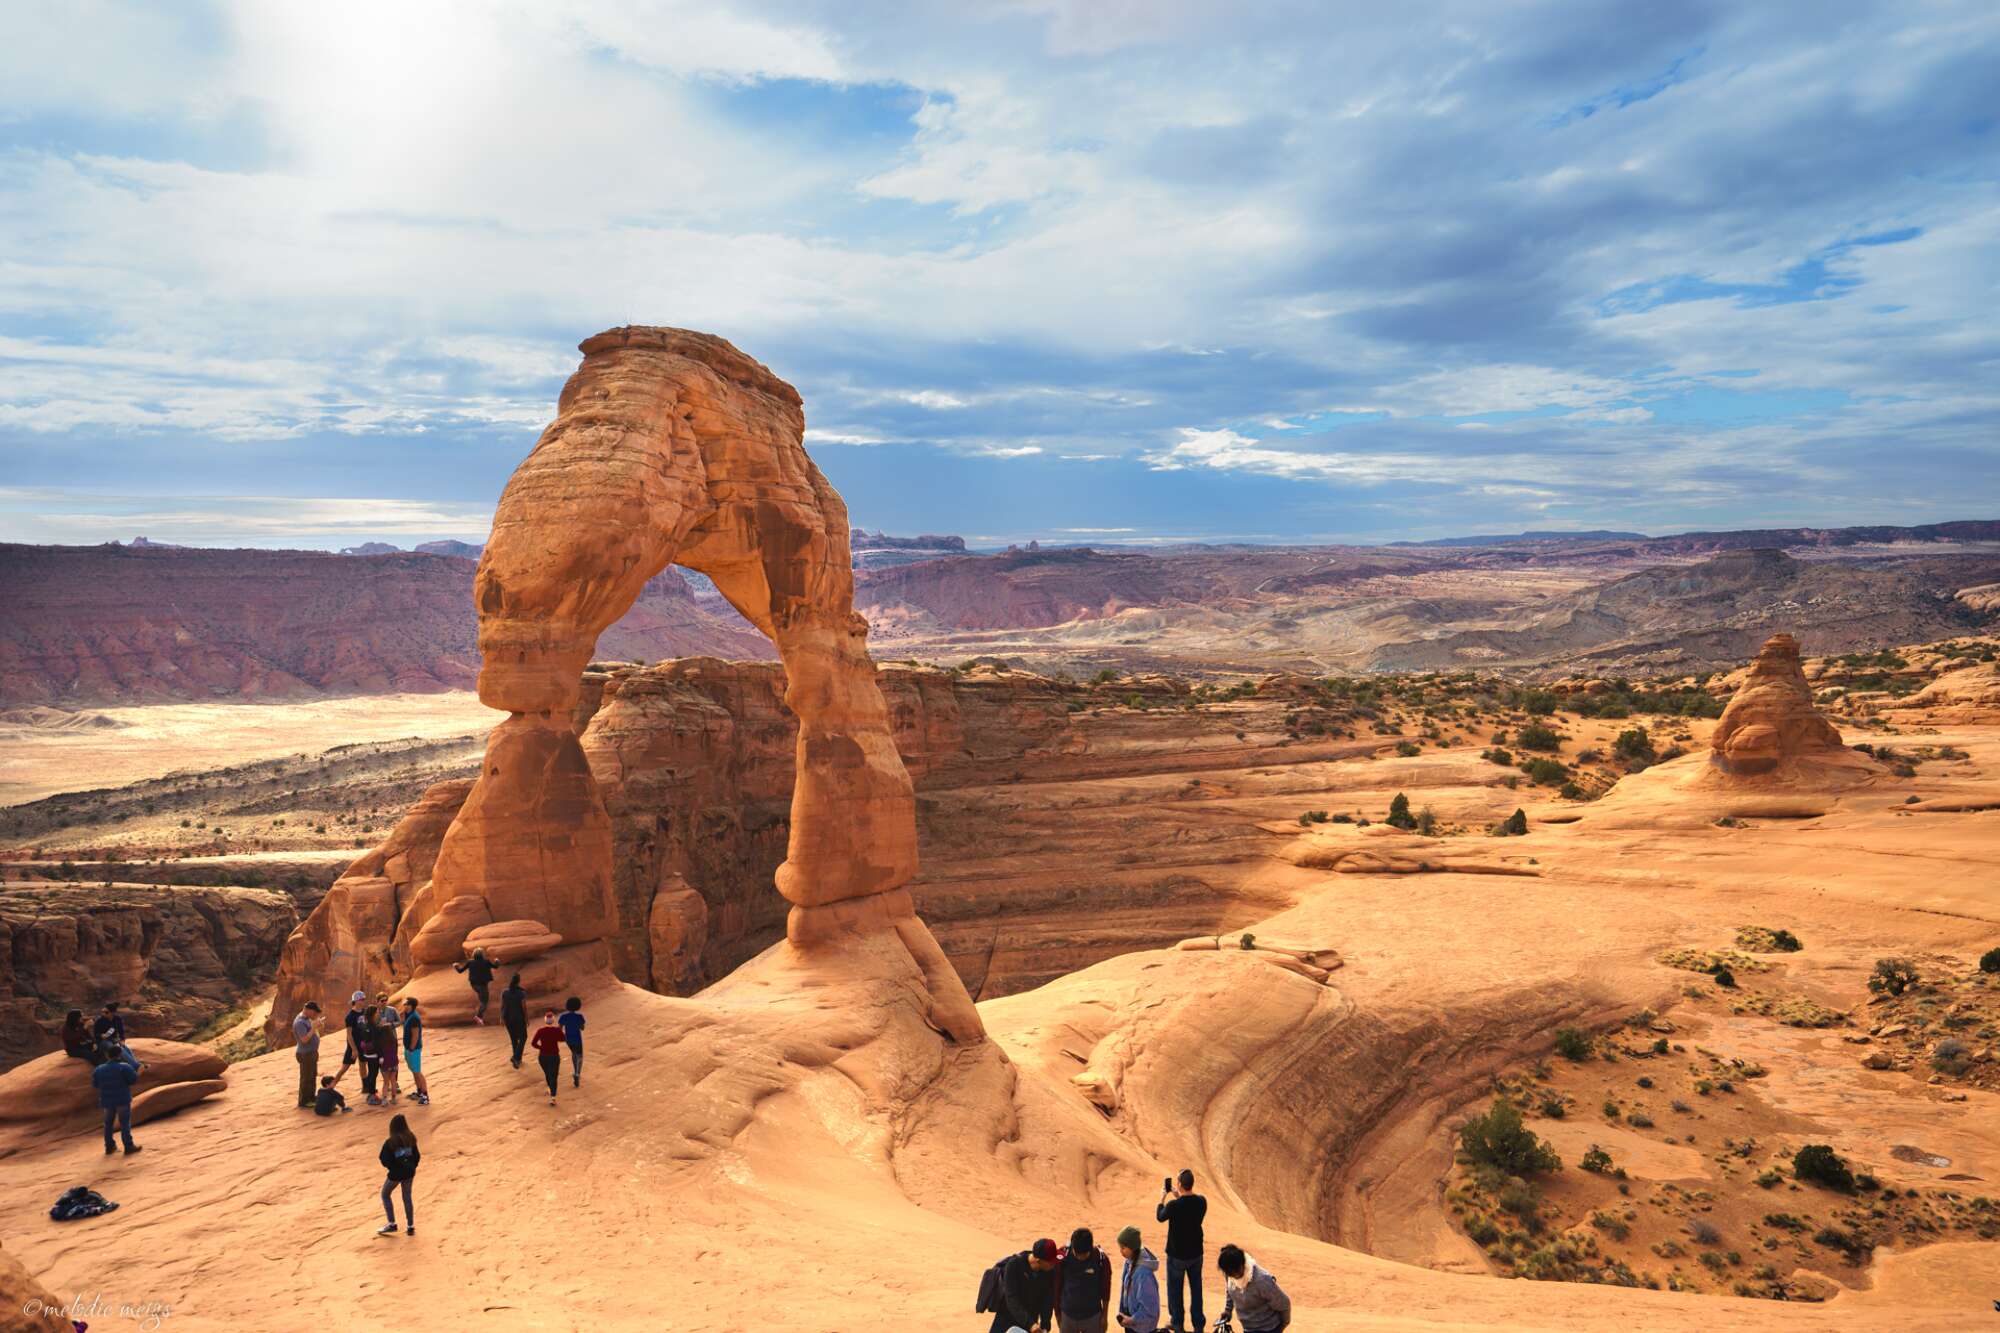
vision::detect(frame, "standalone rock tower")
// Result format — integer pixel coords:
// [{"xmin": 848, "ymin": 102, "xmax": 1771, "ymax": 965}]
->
[
  {"xmin": 1708, "ymin": 633, "xmax": 1848, "ymax": 777},
  {"xmin": 408, "ymin": 327, "xmax": 981, "ymax": 1040}
]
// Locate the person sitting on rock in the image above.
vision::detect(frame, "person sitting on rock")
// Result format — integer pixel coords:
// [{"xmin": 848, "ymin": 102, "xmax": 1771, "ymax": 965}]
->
[
  {"xmin": 91, "ymin": 1046, "xmax": 142, "ymax": 1156},
  {"xmin": 529, "ymin": 1010, "xmax": 565, "ymax": 1104},
  {"xmin": 1056, "ymin": 1227, "xmax": 1114, "ymax": 1333},
  {"xmin": 401, "ymin": 998, "xmax": 430, "ymax": 1106},
  {"xmin": 1215, "ymin": 1246, "xmax": 1289, "ymax": 1333},
  {"xmin": 1114, "ymin": 1226, "xmax": 1160, "ymax": 1333},
  {"xmin": 453, "ymin": 948, "xmax": 498, "ymax": 1025},
  {"xmin": 61, "ymin": 1009, "xmax": 96, "ymax": 1063},
  {"xmin": 91, "ymin": 1002, "xmax": 125, "ymax": 1048},
  {"xmin": 987, "ymin": 1237, "xmax": 1059, "ymax": 1333},
  {"xmin": 314, "ymin": 1075, "xmax": 349, "ymax": 1116},
  {"xmin": 558, "ymin": 995, "xmax": 586, "ymax": 1088},
  {"xmin": 501, "ymin": 973, "xmax": 529, "ymax": 1068}
]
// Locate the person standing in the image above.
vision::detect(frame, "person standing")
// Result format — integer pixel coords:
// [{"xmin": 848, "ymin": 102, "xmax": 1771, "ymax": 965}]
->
[
  {"xmin": 91, "ymin": 1047, "xmax": 142, "ymax": 1155},
  {"xmin": 62, "ymin": 1009, "xmax": 96, "ymax": 1063},
  {"xmin": 1215, "ymin": 1246, "xmax": 1289, "ymax": 1333},
  {"xmin": 1156, "ymin": 1170, "xmax": 1207, "ymax": 1333},
  {"xmin": 334, "ymin": 991, "xmax": 367, "ymax": 1089},
  {"xmin": 452, "ymin": 948, "xmax": 498, "ymax": 1025},
  {"xmin": 529, "ymin": 1010, "xmax": 564, "ymax": 1105},
  {"xmin": 375, "ymin": 1113, "xmax": 420, "ymax": 1236},
  {"xmin": 375, "ymin": 1005, "xmax": 401, "ymax": 1104},
  {"xmin": 500, "ymin": 973, "xmax": 529, "ymax": 1068},
  {"xmin": 357, "ymin": 1004, "xmax": 384, "ymax": 1106},
  {"xmin": 292, "ymin": 1002, "xmax": 323, "ymax": 1109},
  {"xmin": 1055, "ymin": 1227, "xmax": 1113, "ymax": 1333},
  {"xmin": 557, "ymin": 995, "xmax": 586, "ymax": 1088},
  {"xmin": 401, "ymin": 998, "xmax": 430, "ymax": 1106},
  {"xmin": 1114, "ymin": 1227, "xmax": 1161, "ymax": 1333},
  {"xmin": 987, "ymin": 1237, "xmax": 1060, "ymax": 1333}
]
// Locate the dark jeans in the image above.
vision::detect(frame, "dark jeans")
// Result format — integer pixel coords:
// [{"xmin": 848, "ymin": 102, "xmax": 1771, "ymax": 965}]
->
[
  {"xmin": 102, "ymin": 1102, "xmax": 135, "ymax": 1149},
  {"xmin": 360, "ymin": 1056, "xmax": 379, "ymax": 1099},
  {"xmin": 296, "ymin": 1045, "xmax": 318, "ymax": 1107},
  {"xmin": 472, "ymin": 982, "xmax": 490, "ymax": 1019},
  {"xmin": 539, "ymin": 1054, "xmax": 561, "ymax": 1096},
  {"xmin": 1165, "ymin": 1254, "xmax": 1202, "ymax": 1332},
  {"xmin": 381, "ymin": 1176, "xmax": 413, "ymax": 1227},
  {"xmin": 567, "ymin": 1041, "xmax": 583, "ymax": 1081},
  {"xmin": 506, "ymin": 1022, "xmax": 528, "ymax": 1065}
]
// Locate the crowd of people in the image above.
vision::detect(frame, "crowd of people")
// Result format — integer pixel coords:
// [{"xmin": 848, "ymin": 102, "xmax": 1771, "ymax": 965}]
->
[{"xmin": 983, "ymin": 1173, "xmax": 1290, "ymax": 1333}]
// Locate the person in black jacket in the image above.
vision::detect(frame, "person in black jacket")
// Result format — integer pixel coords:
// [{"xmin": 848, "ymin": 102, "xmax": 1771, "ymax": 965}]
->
[
  {"xmin": 376, "ymin": 1113, "xmax": 420, "ymax": 1236},
  {"xmin": 989, "ymin": 1238, "xmax": 1059, "ymax": 1333},
  {"xmin": 1156, "ymin": 1170, "xmax": 1207, "ymax": 1333},
  {"xmin": 62, "ymin": 1009, "xmax": 96, "ymax": 1063},
  {"xmin": 1055, "ymin": 1228, "xmax": 1114, "ymax": 1333},
  {"xmin": 500, "ymin": 973, "xmax": 529, "ymax": 1068},
  {"xmin": 453, "ymin": 949, "xmax": 498, "ymax": 1024}
]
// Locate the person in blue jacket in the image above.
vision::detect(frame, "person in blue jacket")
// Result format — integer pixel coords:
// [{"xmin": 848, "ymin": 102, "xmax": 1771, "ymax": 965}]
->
[
  {"xmin": 91, "ymin": 1046, "xmax": 143, "ymax": 1155},
  {"xmin": 1115, "ymin": 1227, "xmax": 1161, "ymax": 1333}
]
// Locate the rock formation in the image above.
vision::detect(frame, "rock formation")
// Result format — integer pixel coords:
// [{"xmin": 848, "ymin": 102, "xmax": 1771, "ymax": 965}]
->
[
  {"xmin": 1707, "ymin": 633, "xmax": 1849, "ymax": 777},
  {"xmin": 276, "ymin": 327, "xmax": 981, "ymax": 1042},
  {"xmin": 0, "ymin": 1037, "xmax": 226, "ymax": 1138}
]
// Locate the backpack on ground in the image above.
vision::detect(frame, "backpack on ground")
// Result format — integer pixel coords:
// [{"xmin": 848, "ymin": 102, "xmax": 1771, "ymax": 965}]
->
[
  {"xmin": 975, "ymin": 1252, "xmax": 1014, "ymax": 1312},
  {"xmin": 50, "ymin": 1185, "xmax": 118, "ymax": 1222}
]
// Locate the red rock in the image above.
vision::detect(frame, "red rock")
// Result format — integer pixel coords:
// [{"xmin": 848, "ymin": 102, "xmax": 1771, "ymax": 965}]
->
[
  {"xmin": 1709, "ymin": 634, "xmax": 1848, "ymax": 776},
  {"xmin": 0, "ymin": 1039, "xmax": 225, "ymax": 1122},
  {"xmin": 131, "ymin": 1076, "xmax": 226, "ymax": 1124}
]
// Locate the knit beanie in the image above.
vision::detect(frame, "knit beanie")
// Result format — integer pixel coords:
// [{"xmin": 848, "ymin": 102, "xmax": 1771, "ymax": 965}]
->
[{"xmin": 1116, "ymin": 1226, "xmax": 1142, "ymax": 1252}]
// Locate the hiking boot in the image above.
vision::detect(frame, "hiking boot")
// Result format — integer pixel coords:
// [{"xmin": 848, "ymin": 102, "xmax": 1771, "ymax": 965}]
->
[
  {"xmin": 376, "ymin": 1224, "xmax": 399, "ymax": 1236},
  {"xmin": 123, "ymin": 1144, "xmax": 142, "ymax": 1154}
]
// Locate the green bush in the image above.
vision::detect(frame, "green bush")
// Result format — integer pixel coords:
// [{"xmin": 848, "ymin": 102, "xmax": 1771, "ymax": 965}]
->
[
  {"xmin": 1612, "ymin": 728, "xmax": 1656, "ymax": 763},
  {"xmin": 1499, "ymin": 808, "xmax": 1528, "ymax": 836},
  {"xmin": 1554, "ymin": 1027, "xmax": 1593, "ymax": 1061},
  {"xmin": 1460, "ymin": 1099, "xmax": 1562, "ymax": 1176},
  {"xmin": 1980, "ymin": 946, "xmax": 2000, "ymax": 974},
  {"xmin": 1517, "ymin": 725, "xmax": 1562, "ymax": 752},
  {"xmin": 1482, "ymin": 747, "xmax": 1514, "ymax": 765},
  {"xmin": 1869, "ymin": 957, "xmax": 1918, "ymax": 996},
  {"xmin": 1396, "ymin": 740, "xmax": 1421, "ymax": 757},
  {"xmin": 1580, "ymin": 1145, "xmax": 1613, "ymax": 1174},
  {"xmin": 1386, "ymin": 793, "xmax": 1416, "ymax": 830},
  {"xmin": 1520, "ymin": 757, "xmax": 1568, "ymax": 785},
  {"xmin": 1793, "ymin": 1144, "xmax": 1854, "ymax": 1192}
]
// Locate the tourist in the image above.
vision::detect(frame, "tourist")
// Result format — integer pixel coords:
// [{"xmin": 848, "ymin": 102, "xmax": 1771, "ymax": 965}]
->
[
  {"xmin": 1055, "ymin": 1227, "xmax": 1113, "ymax": 1333},
  {"xmin": 334, "ymin": 990, "xmax": 367, "ymax": 1090},
  {"xmin": 374, "ymin": 1004, "xmax": 402, "ymax": 1104},
  {"xmin": 401, "ymin": 997, "xmax": 430, "ymax": 1106},
  {"xmin": 500, "ymin": 973, "xmax": 529, "ymax": 1068},
  {"xmin": 986, "ymin": 1237, "xmax": 1060, "ymax": 1333},
  {"xmin": 91, "ymin": 1001, "xmax": 126, "ymax": 1048},
  {"xmin": 558, "ymin": 994, "xmax": 586, "ymax": 1087},
  {"xmin": 92, "ymin": 1046, "xmax": 142, "ymax": 1156},
  {"xmin": 375, "ymin": 1113, "xmax": 420, "ymax": 1237},
  {"xmin": 292, "ymin": 1001, "xmax": 322, "ymax": 1109},
  {"xmin": 452, "ymin": 948, "xmax": 498, "ymax": 1025},
  {"xmin": 1114, "ymin": 1227, "xmax": 1160, "ymax": 1333},
  {"xmin": 1215, "ymin": 1246, "xmax": 1289, "ymax": 1333},
  {"xmin": 61, "ymin": 1009, "xmax": 96, "ymax": 1063},
  {"xmin": 314, "ymin": 1075, "xmax": 349, "ymax": 1115},
  {"xmin": 357, "ymin": 1004, "xmax": 384, "ymax": 1105},
  {"xmin": 1156, "ymin": 1170, "xmax": 1207, "ymax": 1332},
  {"xmin": 529, "ymin": 1010, "xmax": 565, "ymax": 1104}
]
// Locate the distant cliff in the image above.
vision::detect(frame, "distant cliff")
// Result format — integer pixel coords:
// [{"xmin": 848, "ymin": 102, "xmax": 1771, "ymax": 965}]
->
[{"xmin": 850, "ymin": 530, "xmax": 966, "ymax": 552}]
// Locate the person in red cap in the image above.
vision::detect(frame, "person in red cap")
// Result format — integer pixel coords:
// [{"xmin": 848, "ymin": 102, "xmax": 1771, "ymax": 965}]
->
[{"xmin": 987, "ymin": 1237, "xmax": 1059, "ymax": 1333}]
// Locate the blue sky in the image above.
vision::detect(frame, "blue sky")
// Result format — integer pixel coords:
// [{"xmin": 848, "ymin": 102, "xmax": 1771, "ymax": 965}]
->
[{"xmin": 1, "ymin": 0, "xmax": 1996, "ymax": 548}]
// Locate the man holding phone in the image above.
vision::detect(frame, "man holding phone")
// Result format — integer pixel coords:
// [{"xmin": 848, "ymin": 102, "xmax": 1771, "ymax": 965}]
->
[{"xmin": 1155, "ymin": 1170, "xmax": 1207, "ymax": 1333}]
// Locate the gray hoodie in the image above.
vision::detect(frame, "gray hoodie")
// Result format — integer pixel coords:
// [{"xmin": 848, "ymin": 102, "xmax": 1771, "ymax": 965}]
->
[{"xmin": 1221, "ymin": 1255, "xmax": 1290, "ymax": 1332}]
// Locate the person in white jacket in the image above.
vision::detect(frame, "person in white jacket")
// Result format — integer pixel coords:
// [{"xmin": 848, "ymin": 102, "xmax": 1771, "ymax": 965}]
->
[{"xmin": 1114, "ymin": 1226, "xmax": 1161, "ymax": 1332}]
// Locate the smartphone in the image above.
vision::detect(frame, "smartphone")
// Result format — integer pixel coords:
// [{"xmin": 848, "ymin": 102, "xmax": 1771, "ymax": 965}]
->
[{"xmin": 1163, "ymin": 1176, "xmax": 1172, "ymax": 1191}]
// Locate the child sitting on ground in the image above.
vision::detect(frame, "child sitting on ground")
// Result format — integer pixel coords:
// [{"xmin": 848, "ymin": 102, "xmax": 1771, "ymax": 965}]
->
[{"xmin": 314, "ymin": 1075, "xmax": 350, "ymax": 1116}]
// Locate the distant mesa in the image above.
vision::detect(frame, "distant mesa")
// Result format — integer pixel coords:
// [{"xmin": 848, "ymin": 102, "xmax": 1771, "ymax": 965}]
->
[
  {"xmin": 849, "ymin": 529, "xmax": 965, "ymax": 553},
  {"xmin": 337, "ymin": 541, "xmax": 401, "ymax": 556},
  {"xmin": 1392, "ymin": 529, "xmax": 1650, "ymax": 547},
  {"xmin": 415, "ymin": 539, "xmax": 484, "ymax": 558}
]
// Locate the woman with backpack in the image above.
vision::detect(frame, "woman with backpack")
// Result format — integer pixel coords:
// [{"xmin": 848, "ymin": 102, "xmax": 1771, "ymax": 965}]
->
[{"xmin": 376, "ymin": 1113, "xmax": 420, "ymax": 1236}]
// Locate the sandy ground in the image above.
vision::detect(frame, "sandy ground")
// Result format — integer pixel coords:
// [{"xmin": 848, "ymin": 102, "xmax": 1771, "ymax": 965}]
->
[{"xmin": 0, "ymin": 693, "xmax": 497, "ymax": 806}]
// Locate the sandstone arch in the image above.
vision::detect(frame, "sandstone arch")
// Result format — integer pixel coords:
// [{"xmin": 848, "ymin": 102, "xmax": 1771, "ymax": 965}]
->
[{"xmin": 416, "ymin": 327, "xmax": 981, "ymax": 1041}]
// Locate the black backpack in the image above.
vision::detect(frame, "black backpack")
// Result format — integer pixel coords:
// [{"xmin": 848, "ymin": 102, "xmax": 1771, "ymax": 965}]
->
[{"xmin": 975, "ymin": 1253, "xmax": 1015, "ymax": 1313}]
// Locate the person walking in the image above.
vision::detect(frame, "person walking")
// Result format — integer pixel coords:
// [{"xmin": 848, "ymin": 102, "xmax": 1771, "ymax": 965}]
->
[
  {"xmin": 357, "ymin": 1004, "xmax": 384, "ymax": 1106},
  {"xmin": 1215, "ymin": 1246, "xmax": 1290, "ymax": 1333},
  {"xmin": 452, "ymin": 948, "xmax": 498, "ymax": 1025},
  {"xmin": 500, "ymin": 973, "xmax": 529, "ymax": 1068},
  {"xmin": 557, "ymin": 995, "xmax": 586, "ymax": 1088},
  {"xmin": 1155, "ymin": 1170, "xmax": 1207, "ymax": 1332},
  {"xmin": 401, "ymin": 998, "xmax": 430, "ymax": 1106},
  {"xmin": 292, "ymin": 1002, "xmax": 323, "ymax": 1108},
  {"xmin": 1114, "ymin": 1227, "xmax": 1161, "ymax": 1333},
  {"xmin": 986, "ymin": 1237, "xmax": 1059, "ymax": 1333},
  {"xmin": 374, "ymin": 1005, "xmax": 402, "ymax": 1104},
  {"xmin": 62, "ymin": 1009, "xmax": 96, "ymax": 1063},
  {"xmin": 375, "ymin": 1113, "xmax": 420, "ymax": 1237},
  {"xmin": 529, "ymin": 1010, "xmax": 564, "ymax": 1105},
  {"xmin": 91, "ymin": 1046, "xmax": 142, "ymax": 1155},
  {"xmin": 1055, "ymin": 1227, "xmax": 1114, "ymax": 1333}
]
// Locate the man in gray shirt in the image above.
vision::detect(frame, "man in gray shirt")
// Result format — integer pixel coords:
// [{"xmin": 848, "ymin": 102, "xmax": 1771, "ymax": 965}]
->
[{"xmin": 292, "ymin": 1002, "xmax": 322, "ymax": 1109}]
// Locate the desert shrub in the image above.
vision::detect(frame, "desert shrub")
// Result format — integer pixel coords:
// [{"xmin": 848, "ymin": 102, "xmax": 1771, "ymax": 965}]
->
[
  {"xmin": 1238, "ymin": 932, "xmax": 1256, "ymax": 951},
  {"xmin": 1298, "ymin": 810, "xmax": 1330, "ymax": 826},
  {"xmin": 1813, "ymin": 1225, "xmax": 1868, "ymax": 1261},
  {"xmin": 1635, "ymin": 1076, "xmax": 1653, "ymax": 1089},
  {"xmin": 1755, "ymin": 1169, "xmax": 1783, "ymax": 1189},
  {"xmin": 1538, "ymin": 1096, "xmax": 1566, "ymax": 1120},
  {"xmin": 1460, "ymin": 1099, "xmax": 1562, "ymax": 1176},
  {"xmin": 1482, "ymin": 747, "xmax": 1514, "ymax": 765},
  {"xmin": 1416, "ymin": 806, "xmax": 1439, "ymax": 836},
  {"xmin": 1499, "ymin": 808, "xmax": 1529, "ymax": 836},
  {"xmin": 1557, "ymin": 781, "xmax": 1585, "ymax": 800},
  {"xmin": 1628, "ymin": 1112, "xmax": 1654, "ymax": 1129},
  {"xmin": 1386, "ymin": 793, "xmax": 1416, "ymax": 830},
  {"xmin": 1601, "ymin": 1099, "xmax": 1620, "ymax": 1120},
  {"xmin": 1554, "ymin": 1027, "xmax": 1593, "ymax": 1061},
  {"xmin": 1519, "ymin": 690, "xmax": 1558, "ymax": 716},
  {"xmin": 1613, "ymin": 728, "xmax": 1656, "ymax": 764},
  {"xmin": 1590, "ymin": 1209, "xmax": 1630, "ymax": 1241},
  {"xmin": 1932, "ymin": 1038, "xmax": 1973, "ymax": 1075},
  {"xmin": 1520, "ymin": 757, "xmax": 1568, "ymax": 785},
  {"xmin": 1517, "ymin": 724, "xmax": 1563, "ymax": 752},
  {"xmin": 1396, "ymin": 740, "xmax": 1422, "ymax": 757},
  {"xmin": 1736, "ymin": 926, "xmax": 1802, "ymax": 953},
  {"xmin": 1687, "ymin": 1219, "xmax": 1722, "ymax": 1246},
  {"xmin": 1651, "ymin": 1037, "xmax": 1669, "ymax": 1055},
  {"xmin": 1496, "ymin": 1181, "xmax": 1540, "ymax": 1221},
  {"xmin": 1580, "ymin": 1145, "xmax": 1613, "ymax": 1174},
  {"xmin": 1465, "ymin": 1214, "xmax": 1500, "ymax": 1245},
  {"xmin": 1669, "ymin": 1098, "xmax": 1690, "ymax": 1113},
  {"xmin": 1793, "ymin": 1144, "xmax": 1854, "ymax": 1192},
  {"xmin": 1981, "ymin": 947, "xmax": 2000, "ymax": 974},
  {"xmin": 1869, "ymin": 957, "xmax": 1918, "ymax": 996}
]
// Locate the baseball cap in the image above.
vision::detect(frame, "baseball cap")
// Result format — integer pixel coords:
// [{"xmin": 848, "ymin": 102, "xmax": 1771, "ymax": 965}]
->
[
  {"xmin": 1031, "ymin": 1238, "xmax": 1059, "ymax": 1262},
  {"xmin": 350, "ymin": 990, "xmax": 367, "ymax": 1002}
]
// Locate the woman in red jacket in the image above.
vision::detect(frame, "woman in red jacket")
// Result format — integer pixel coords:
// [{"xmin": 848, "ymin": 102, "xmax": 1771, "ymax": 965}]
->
[{"xmin": 528, "ymin": 1010, "xmax": 565, "ymax": 1105}]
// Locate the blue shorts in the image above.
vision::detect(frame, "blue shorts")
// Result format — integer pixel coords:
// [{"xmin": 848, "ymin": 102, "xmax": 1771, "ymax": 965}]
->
[{"xmin": 404, "ymin": 1049, "xmax": 422, "ymax": 1074}]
